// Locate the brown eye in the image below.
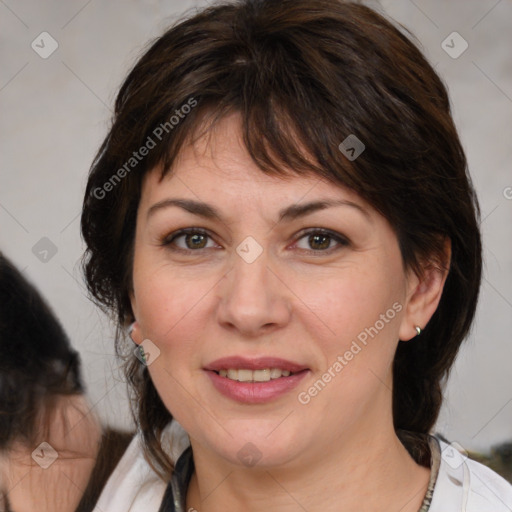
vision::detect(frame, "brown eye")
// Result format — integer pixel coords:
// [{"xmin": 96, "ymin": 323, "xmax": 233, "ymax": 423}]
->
[
  {"xmin": 308, "ymin": 233, "xmax": 331, "ymax": 250},
  {"xmin": 295, "ymin": 229, "xmax": 349, "ymax": 253},
  {"xmin": 163, "ymin": 228, "xmax": 217, "ymax": 252},
  {"xmin": 183, "ymin": 232, "xmax": 208, "ymax": 249}
]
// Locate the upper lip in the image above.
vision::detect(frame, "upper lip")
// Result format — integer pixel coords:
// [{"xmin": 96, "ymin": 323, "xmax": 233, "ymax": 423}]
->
[{"xmin": 204, "ymin": 356, "xmax": 309, "ymax": 373}]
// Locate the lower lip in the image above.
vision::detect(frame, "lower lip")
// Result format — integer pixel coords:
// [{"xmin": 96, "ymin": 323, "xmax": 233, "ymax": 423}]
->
[{"xmin": 205, "ymin": 370, "xmax": 309, "ymax": 404}]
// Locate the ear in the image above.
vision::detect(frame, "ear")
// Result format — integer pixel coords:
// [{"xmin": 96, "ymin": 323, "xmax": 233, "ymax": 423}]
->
[
  {"xmin": 398, "ymin": 239, "xmax": 451, "ymax": 341},
  {"xmin": 128, "ymin": 320, "xmax": 143, "ymax": 345},
  {"xmin": 128, "ymin": 291, "xmax": 143, "ymax": 345}
]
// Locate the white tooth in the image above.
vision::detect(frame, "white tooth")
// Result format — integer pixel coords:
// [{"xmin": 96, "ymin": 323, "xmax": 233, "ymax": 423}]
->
[
  {"xmin": 237, "ymin": 369, "xmax": 253, "ymax": 382},
  {"xmin": 270, "ymin": 368, "xmax": 283, "ymax": 379},
  {"xmin": 253, "ymin": 369, "xmax": 271, "ymax": 382},
  {"xmin": 223, "ymin": 368, "xmax": 292, "ymax": 382}
]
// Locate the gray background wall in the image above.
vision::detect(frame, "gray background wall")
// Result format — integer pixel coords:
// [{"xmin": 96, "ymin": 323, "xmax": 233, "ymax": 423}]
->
[{"xmin": 1, "ymin": 0, "xmax": 511, "ymax": 454}]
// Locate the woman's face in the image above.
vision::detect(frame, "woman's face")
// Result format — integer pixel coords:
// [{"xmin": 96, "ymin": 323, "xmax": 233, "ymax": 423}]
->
[{"xmin": 130, "ymin": 113, "xmax": 422, "ymax": 469}]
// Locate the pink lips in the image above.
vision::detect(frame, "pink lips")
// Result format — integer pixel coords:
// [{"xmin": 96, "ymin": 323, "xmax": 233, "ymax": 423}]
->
[
  {"xmin": 204, "ymin": 356, "xmax": 310, "ymax": 404},
  {"xmin": 204, "ymin": 356, "xmax": 308, "ymax": 373}
]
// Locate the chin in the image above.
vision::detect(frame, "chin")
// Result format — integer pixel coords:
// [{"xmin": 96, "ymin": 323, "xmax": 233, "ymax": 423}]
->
[{"xmin": 204, "ymin": 426, "xmax": 303, "ymax": 469}]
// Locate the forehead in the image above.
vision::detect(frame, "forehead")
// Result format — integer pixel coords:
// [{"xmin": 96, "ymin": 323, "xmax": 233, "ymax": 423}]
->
[{"xmin": 141, "ymin": 112, "xmax": 369, "ymax": 214}]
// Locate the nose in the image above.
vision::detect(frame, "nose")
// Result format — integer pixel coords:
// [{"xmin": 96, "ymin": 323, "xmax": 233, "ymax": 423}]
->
[{"xmin": 216, "ymin": 248, "xmax": 292, "ymax": 337}]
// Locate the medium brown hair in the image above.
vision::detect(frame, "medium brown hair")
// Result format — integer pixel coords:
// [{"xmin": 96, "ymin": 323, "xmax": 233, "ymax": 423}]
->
[{"xmin": 81, "ymin": 0, "xmax": 482, "ymax": 477}]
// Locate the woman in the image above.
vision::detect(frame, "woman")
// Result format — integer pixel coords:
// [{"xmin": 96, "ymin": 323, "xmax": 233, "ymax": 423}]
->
[
  {"xmin": 81, "ymin": 0, "xmax": 512, "ymax": 510},
  {"xmin": 0, "ymin": 253, "xmax": 131, "ymax": 512},
  {"xmin": 0, "ymin": 253, "xmax": 100, "ymax": 511}
]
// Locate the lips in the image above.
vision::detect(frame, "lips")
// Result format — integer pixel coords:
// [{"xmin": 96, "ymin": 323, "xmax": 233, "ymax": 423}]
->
[
  {"xmin": 204, "ymin": 356, "xmax": 308, "ymax": 374},
  {"xmin": 203, "ymin": 356, "xmax": 310, "ymax": 404}
]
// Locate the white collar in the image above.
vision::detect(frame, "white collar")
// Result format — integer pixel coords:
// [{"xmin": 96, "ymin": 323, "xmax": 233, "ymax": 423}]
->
[
  {"xmin": 95, "ymin": 422, "xmax": 512, "ymax": 511},
  {"xmin": 430, "ymin": 437, "xmax": 512, "ymax": 511}
]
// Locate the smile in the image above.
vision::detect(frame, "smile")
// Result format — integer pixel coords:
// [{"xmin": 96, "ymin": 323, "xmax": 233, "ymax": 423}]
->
[{"xmin": 216, "ymin": 368, "xmax": 293, "ymax": 382}]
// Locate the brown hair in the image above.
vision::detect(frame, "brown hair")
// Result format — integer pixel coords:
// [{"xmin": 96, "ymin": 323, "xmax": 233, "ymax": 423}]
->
[{"xmin": 81, "ymin": 0, "xmax": 482, "ymax": 478}]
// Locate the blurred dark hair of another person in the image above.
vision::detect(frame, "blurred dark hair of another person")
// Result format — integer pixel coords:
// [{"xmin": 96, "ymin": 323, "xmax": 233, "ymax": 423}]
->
[{"xmin": 0, "ymin": 253, "xmax": 132, "ymax": 512}]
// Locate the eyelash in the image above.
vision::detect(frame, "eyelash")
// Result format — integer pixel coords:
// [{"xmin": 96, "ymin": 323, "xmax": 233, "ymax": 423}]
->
[{"xmin": 161, "ymin": 227, "xmax": 349, "ymax": 255}]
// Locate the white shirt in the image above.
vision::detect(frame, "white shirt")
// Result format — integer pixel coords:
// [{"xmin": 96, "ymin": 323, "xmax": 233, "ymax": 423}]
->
[{"xmin": 94, "ymin": 420, "xmax": 512, "ymax": 511}]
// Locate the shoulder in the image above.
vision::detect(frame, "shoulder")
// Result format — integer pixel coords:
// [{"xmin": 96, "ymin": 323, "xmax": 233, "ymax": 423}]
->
[
  {"xmin": 94, "ymin": 420, "xmax": 190, "ymax": 512},
  {"xmin": 429, "ymin": 437, "xmax": 512, "ymax": 512},
  {"xmin": 93, "ymin": 434, "xmax": 167, "ymax": 512},
  {"xmin": 463, "ymin": 456, "xmax": 512, "ymax": 511}
]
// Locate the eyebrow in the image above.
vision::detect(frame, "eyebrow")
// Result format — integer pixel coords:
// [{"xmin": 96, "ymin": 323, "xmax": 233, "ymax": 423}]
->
[{"xmin": 146, "ymin": 198, "xmax": 370, "ymax": 222}]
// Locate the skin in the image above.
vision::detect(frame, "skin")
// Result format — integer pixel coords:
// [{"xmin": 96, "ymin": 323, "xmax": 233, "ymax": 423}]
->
[
  {"xmin": 0, "ymin": 394, "xmax": 101, "ymax": 512},
  {"xmin": 130, "ymin": 112, "xmax": 449, "ymax": 511}
]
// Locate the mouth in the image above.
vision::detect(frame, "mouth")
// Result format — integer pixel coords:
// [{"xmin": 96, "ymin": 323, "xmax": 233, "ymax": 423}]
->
[
  {"xmin": 212, "ymin": 368, "xmax": 299, "ymax": 382},
  {"xmin": 204, "ymin": 356, "xmax": 308, "ymax": 375},
  {"xmin": 203, "ymin": 356, "xmax": 310, "ymax": 403}
]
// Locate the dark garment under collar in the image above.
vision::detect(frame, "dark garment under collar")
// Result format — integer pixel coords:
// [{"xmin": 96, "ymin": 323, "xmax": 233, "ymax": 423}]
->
[{"xmin": 158, "ymin": 446, "xmax": 195, "ymax": 512}]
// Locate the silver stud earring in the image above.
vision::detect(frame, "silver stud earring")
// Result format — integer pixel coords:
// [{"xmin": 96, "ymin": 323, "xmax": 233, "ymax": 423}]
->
[{"xmin": 415, "ymin": 326, "xmax": 422, "ymax": 336}]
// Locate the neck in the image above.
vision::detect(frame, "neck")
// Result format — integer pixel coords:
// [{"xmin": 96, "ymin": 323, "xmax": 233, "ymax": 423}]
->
[{"xmin": 186, "ymin": 419, "xmax": 430, "ymax": 512}]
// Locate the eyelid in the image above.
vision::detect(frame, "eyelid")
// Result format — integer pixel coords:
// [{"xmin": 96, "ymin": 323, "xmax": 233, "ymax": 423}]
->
[
  {"xmin": 292, "ymin": 228, "xmax": 350, "ymax": 253},
  {"xmin": 161, "ymin": 227, "xmax": 349, "ymax": 254},
  {"xmin": 162, "ymin": 227, "xmax": 220, "ymax": 252}
]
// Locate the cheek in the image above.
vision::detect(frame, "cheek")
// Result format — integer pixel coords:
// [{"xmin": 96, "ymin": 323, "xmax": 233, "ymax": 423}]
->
[
  {"xmin": 292, "ymin": 267, "xmax": 405, "ymax": 427},
  {"xmin": 132, "ymin": 257, "xmax": 212, "ymax": 343},
  {"xmin": 133, "ymin": 266, "xmax": 210, "ymax": 415},
  {"xmin": 302, "ymin": 267, "xmax": 403, "ymax": 339},
  {"xmin": 292, "ymin": 257, "xmax": 406, "ymax": 378}
]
